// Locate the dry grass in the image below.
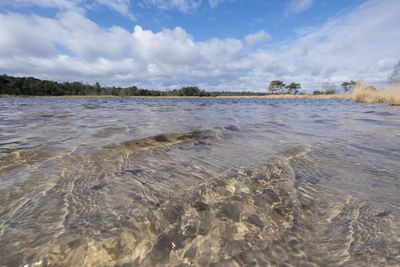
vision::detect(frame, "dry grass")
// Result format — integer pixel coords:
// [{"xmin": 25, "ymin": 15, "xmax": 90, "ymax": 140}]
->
[{"xmin": 352, "ymin": 82, "xmax": 400, "ymax": 106}]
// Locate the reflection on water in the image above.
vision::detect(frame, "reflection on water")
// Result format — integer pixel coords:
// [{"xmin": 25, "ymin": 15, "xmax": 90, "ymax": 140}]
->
[{"xmin": 0, "ymin": 98, "xmax": 399, "ymax": 266}]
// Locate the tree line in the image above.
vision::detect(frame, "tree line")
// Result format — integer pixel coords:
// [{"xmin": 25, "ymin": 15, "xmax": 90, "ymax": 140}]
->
[
  {"xmin": 269, "ymin": 79, "xmax": 359, "ymax": 95},
  {"xmin": 0, "ymin": 75, "xmax": 268, "ymax": 97},
  {"xmin": 0, "ymin": 74, "xmax": 361, "ymax": 97}
]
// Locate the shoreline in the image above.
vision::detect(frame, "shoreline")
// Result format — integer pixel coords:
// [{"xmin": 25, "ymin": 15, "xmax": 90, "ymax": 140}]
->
[
  {"xmin": 2, "ymin": 93, "xmax": 398, "ymax": 105},
  {"xmin": 0, "ymin": 94, "xmax": 353, "ymax": 99}
]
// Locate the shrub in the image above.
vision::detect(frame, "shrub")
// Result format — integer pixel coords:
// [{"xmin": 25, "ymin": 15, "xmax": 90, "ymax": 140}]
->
[{"xmin": 312, "ymin": 90, "xmax": 323, "ymax": 95}]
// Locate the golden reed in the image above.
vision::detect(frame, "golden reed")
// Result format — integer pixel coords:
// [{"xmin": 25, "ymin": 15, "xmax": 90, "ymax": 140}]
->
[{"xmin": 352, "ymin": 82, "xmax": 400, "ymax": 106}]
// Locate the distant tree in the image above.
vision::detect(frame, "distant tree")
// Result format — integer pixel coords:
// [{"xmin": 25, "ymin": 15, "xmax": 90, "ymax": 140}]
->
[
  {"xmin": 169, "ymin": 89, "xmax": 178, "ymax": 96},
  {"xmin": 199, "ymin": 90, "xmax": 210, "ymax": 97},
  {"xmin": 268, "ymin": 80, "xmax": 285, "ymax": 94},
  {"xmin": 341, "ymin": 80, "xmax": 356, "ymax": 93},
  {"xmin": 285, "ymin": 82, "xmax": 301, "ymax": 94},
  {"xmin": 322, "ymin": 82, "xmax": 337, "ymax": 95},
  {"xmin": 178, "ymin": 86, "xmax": 201, "ymax": 96},
  {"xmin": 325, "ymin": 89, "xmax": 337, "ymax": 95},
  {"xmin": 389, "ymin": 60, "xmax": 400, "ymax": 84},
  {"xmin": 125, "ymin": 86, "xmax": 138, "ymax": 96},
  {"xmin": 313, "ymin": 90, "xmax": 324, "ymax": 95},
  {"xmin": 94, "ymin": 82, "xmax": 101, "ymax": 94}
]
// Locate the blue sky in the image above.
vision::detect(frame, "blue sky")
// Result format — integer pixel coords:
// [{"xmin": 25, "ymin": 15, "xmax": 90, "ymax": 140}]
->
[{"xmin": 0, "ymin": 0, "xmax": 399, "ymax": 92}]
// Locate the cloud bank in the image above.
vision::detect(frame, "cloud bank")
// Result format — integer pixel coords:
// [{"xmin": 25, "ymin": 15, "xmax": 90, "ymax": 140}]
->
[{"xmin": 0, "ymin": 0, "xmax": 399, "ymax": 91}]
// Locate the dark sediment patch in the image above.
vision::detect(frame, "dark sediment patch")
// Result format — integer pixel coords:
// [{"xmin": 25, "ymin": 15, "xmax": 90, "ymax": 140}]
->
[
  {"xmin": 192, "ymin": 202, "xmax": 209, "ymax": 212},
  {"xmin": 224, "ymin": 125, "xmax": 240, "ymax": 131},
  {"xmin": 91, "ymin": 126, "xmax": 129, "ymax": 138},
  {"xmin": 82, "ymin": 103, "xmax": 104, "ymax": 109},
  {"xmin": 106, "ymin": 130, "xmax": 216, "ymax": 156}
]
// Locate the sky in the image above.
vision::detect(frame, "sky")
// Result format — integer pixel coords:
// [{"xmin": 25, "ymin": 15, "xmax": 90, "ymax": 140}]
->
[{"xmin": 0, "ymin": 0, "xmax": 399, "ymax": 92}]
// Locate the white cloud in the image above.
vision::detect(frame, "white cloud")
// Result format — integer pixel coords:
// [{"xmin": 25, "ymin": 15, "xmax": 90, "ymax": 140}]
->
[
  {"xmin": 277, "ymin": 0, "xmax": 400, "ymax": 85},
  {"xmin": 0, "ymin": 10, "xmax": 246, "ymax": 88},
  {"xmin": 131, "ymin": 25, "xmax": 202, "ymax": 65},
  {"xmin": 245, "ymin": 30, "xmax": 271, "ymax": 46},
  {"xmin": 143, "ymin": 0, "xmax": 201, "ymax": 13},
  {"xmin": 95, "ymin": 0, "xmax": 134, "ymax": 20},
  {"xmin": 0, "ymin": 0, "xmax": 399, "ymax": 92},
  {"xmin": 8, "ymin": 0, "xmax": 135, "ymax": 20},
  {"xmin": 285, "ymin": 0, "xmax": 313, "ymax": 16},
  {"xmin": 208, "ymin": 0, "xmax": 237, "ymax": 8},
  {"xmin": 7, "ymin": 0, "xmax": 205, "ymax": 17}
]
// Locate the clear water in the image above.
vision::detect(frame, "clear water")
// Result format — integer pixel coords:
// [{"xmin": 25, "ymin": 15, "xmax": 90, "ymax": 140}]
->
[{"xmin": 0, "ymin": 97, "xmax": 399, "ymax": 266}]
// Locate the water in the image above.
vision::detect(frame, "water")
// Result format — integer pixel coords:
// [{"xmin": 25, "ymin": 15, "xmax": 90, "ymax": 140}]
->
[{"xmin": 0, "ymin": 97, "xmax": 399, "ymax": 266}]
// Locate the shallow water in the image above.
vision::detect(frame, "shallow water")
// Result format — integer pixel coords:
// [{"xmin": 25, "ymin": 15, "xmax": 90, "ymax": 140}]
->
[{"xmin": 0, "ymin": 97, "xmax": 399, "ymax": 266}]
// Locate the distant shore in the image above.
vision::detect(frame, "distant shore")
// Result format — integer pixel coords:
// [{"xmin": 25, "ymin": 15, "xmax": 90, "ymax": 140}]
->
[
  {"xmin": 0, "ymin": 94, "xmax": 353, "ymax": 99},
  {"xmin": 1, "ymin": 91, "xmax": 399, "ymax": 105},
  {"xmin": 1, "ymin": 75, "xmax": 398, "ymax": 105}
]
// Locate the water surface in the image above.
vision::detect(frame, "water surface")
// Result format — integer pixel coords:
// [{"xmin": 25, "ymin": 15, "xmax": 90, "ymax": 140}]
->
[{"xmin": 0, "ymin": 97, "xmax": 399, "ymax": 266}]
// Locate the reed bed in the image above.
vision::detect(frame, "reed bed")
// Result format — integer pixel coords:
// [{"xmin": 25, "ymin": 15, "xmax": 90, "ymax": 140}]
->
[{"xmin": 352, "ymin": 82, "xmax": 400, "ymax": 106}]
